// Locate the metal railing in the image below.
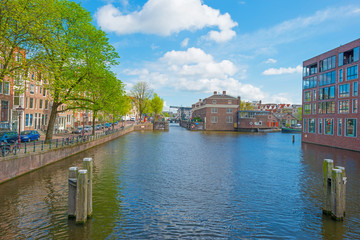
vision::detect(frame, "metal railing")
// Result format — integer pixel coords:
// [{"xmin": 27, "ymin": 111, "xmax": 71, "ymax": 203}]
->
[{"xmin": 0, "ymin": 125, "xmax": 131, "ymax": 157}]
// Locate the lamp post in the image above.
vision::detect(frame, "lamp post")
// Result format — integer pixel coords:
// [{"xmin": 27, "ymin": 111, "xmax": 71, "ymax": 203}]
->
[{"xmin": 16, "ymin": 106, "xmax": 24, "ymax": 147}]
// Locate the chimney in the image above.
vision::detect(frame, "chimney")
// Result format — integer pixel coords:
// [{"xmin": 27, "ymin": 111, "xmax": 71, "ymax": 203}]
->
[
  {"xmin": 199, "ymin": 99, "xmax": 201, "ymax": 102},
  {"xmin": 214, "ymin": 91, "xmax": 217, "ymax": 95},
  {"xmin": 223, "ymin": 91, "xmax": 226, "ymax": 95}
]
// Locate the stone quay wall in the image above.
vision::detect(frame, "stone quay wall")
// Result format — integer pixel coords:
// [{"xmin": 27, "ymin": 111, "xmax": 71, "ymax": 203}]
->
[{"xmin": 0, "ymin": 126, "xmax": 134, "ymax": 184}]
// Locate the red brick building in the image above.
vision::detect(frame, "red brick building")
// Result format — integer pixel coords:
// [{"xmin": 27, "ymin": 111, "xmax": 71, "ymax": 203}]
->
[
  {"xmin": 302, "ymin": 38, "xmax": 360, "ymax": 151},
  {"xmin": 192, "ymin": 91, "xmax": 240, "ymax": 131}
]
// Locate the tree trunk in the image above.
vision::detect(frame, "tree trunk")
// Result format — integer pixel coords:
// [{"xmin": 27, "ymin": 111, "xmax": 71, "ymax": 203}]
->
[
  {"xmin": 45, "ymin": 102, "xmax": 60, "ymax": 143},
  {"xmin": 92, "ymin": 111, "xmax": 97, "ymax": 135}
]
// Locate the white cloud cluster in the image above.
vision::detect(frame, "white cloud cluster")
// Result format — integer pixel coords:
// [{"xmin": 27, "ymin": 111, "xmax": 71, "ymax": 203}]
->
[
  {"xmin": 265, "ymin": 58, "xmax": 277, "ymax": 64},
  {"xmin": 123, "ymin": 47, "xmax": 265, "ymax": 100},
  {"xmin": 95, "ymin": 0, "xmax": 238, "ymax": 42},
  {"xmin": 262, "ymin": 65, "xmax": 302, "ymax": 75}
]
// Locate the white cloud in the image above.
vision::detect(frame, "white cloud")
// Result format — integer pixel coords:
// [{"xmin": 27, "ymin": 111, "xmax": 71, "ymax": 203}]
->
[
  {"xmin": 95, "ymin": 0, "xmax": 238, "ymax": 42},
  {"xmin": 181, "ymin": 38, "xmax": 189, "ymax": 48},
  {"xmin": 123, "ymin": 47, "xmax": 265, "ymax": 100},
  {"xmin": 262, "ymin": 65, "xmax": 302, "ymax": 75},
  {"xmin": 265, "ymin": 58, "xmax": 277, "ymax": 64}
]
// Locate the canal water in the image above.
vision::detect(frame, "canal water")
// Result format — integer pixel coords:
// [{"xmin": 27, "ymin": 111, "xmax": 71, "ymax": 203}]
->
[{"xmin": 1, "ymin": 124, "xmax": 360, "ymax": 239}]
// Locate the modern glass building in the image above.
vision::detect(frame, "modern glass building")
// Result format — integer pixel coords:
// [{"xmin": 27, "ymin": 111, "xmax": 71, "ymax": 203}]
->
[{"xmin": 302, "ymin": 38, "xmax": 360, "ymax": 151}]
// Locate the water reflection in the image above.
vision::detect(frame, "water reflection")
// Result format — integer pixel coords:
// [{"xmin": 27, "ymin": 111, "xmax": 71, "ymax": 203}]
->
[{"xmin": 0, "ymin": 126, "xmax": 360, "ymax": 239}]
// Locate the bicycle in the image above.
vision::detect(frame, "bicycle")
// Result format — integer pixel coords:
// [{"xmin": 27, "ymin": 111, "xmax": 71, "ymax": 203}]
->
[{"xmin": 0, "ymin": 140, "xmax": 20, "ymax": 157}]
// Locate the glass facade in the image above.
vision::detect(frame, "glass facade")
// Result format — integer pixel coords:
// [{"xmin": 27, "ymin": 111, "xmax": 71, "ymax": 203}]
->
[
  {"xmin": 338, "ymin": 100, "xmax": 349, "ymax": 114},
  {"xmin": 319, "ymin": 71, "xmax": 336, "ymax": 86},
  {"xmin": 324, "ymin": 119, "xmax": 334, "ymax": 135},
  {"xmin": 308, "ymin": 119, "xmax": 315, "ymax": 133},
  {"xmin": 347, "ymin": 65, "xmax": 358, "ymax": 80},
  {"xmin": 345, "ymin": 119, "xmax": 356, "ymax": 137},
  {"xmin": 339, "ymin": 84, "xmax": 350, "ymax": 98}
]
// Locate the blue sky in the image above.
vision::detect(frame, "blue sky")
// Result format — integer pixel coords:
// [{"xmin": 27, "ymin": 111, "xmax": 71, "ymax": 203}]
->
[{"xmin": 77, "ymin": 0, "xmax": 360, "ymax": 110}]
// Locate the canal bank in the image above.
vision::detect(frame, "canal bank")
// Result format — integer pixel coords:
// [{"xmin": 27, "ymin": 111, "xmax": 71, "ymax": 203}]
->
[{"xmin": 0, "ymin": 125, "xmax": 138, "ymax": 184}]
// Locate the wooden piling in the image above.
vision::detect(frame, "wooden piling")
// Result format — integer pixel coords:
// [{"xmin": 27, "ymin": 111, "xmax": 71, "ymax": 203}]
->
[
  {"xmin": 322, "ymin": 159, "xmax": 334, "ymax": 215},
  {"xmin": 68, "ymin": 167, "xmax": 78, "ymax": 218},
  {"xmin": 83, "ymin": 158, "xmax": 93, "ymax": 217},
  {"xmin": 76, "ymin": 170, "xmax": 88, "ymax": 224},
  {"xmin": 292, "ymin": 135, "xmax": 295, "ymax": 143},
  {"xmin": 331, "ymin": 167, "xmax": 346, "ymax": 220}
]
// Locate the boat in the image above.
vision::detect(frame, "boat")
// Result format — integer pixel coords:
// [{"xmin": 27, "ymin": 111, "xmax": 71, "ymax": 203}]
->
[{"xmin": 281, "ymin": 127, "xmax": 301, "ymax": 133}]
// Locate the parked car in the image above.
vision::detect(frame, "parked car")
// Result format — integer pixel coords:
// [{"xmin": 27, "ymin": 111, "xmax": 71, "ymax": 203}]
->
[
  {"xmin": 130, "ymin": 117, "xmax": 136, "ymax": 121},
  {"xmin": 0, "ymin": 131, "xmax": 18, "ymax": 143},
  {"xmin": 84, "ymin": 125, "xmax": 92, "ymax": 132},
  {"xmin": 72, "ymin": 127, "xmax": 83, "ymax": 134},
  {"xmin": 105, "ymin": 123, "xmax": 110, "ymax": 128},
  {"xmin": 20, "ymin": 130, "xmax": 40, "ymax": 142},
  {"xmin": 96, "ymin": 124, "xmax": 103, "ymax": 130}
]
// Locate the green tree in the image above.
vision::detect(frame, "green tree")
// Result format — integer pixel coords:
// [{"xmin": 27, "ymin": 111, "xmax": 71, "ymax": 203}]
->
[
  {"xmin": 31, "ymin": 0, "xmax": 118, "ymax": 142},
  {"xmin": 295, "ymin": 106, "xmax": 302, "ymax": 122},
  {"xmin": 130, "ymin": 81, "xmax": 153, "ymax": 118},
  {"xmin": 240, "ymin": 101, "xmax": 254, "ymax": 110},
  {"xmin": 150, "ymin": 93, "xmax": 164, "ymax": 121}
]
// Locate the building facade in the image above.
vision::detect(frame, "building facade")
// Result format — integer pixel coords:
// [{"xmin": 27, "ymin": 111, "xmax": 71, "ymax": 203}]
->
[
  {"xmin": 302, "ymin": 38, "xmax": 360, "ymax": 151},
  {"xmin": 192, "ymin": 91, "xmax": 240, "ymax": 131}
]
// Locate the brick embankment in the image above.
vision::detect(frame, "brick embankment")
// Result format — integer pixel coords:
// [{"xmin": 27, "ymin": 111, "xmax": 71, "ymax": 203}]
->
[{"xmin": 0, "ymin": 125, "xmax": 134, "ymax": 184}]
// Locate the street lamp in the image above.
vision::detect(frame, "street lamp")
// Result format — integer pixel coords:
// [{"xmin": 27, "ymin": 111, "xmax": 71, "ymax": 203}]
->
[{"xmin": 16, "ymin": 106, "xmax": 24, "ymax": 147}]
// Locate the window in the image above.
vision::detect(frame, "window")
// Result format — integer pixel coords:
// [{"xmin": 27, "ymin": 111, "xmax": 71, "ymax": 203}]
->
[
  {"xmin": 4, "ymin": 82, "xmax": 9, "ymax": 95},
  {"xmin": 25, "ymin": 114, "xmax": 29, "ymax": 127},
  {"xmin": 30, "ymin": 114, "xmax": 33, "ymax": 126},
  {"xmin": 45, "ymin": 100, "xmax": 48, "ymax": 109},
  {"xmin": 319, "ymin": 56, "xmax": 336, "ymax": 72},
  {"xmin": 338, "ymin": 119, "xmax": 342, "ymax": 136},
  {"xmin": 354, "ymin": 82, "xmax": 358, "ymax": 96},
  {"xmin": 339, "ymin": 47, "xmax": 359, "ymax": 66},
  {"xmin": 313, "ymin": 90, "xmax": 317, "ymax": 100},
  {"xmin": 226, "ymin": 116, "xmax": 233, "ymax": 123},
  {"xmin": 35, "ymin": 99, "xmax": 37, "ymax": 109},
  {"xmin": 319, "ymin": 71, "xmax": 336, "ymax": 86},
  {"xmin": 228, "ymin": 100, "xmax": 232, "ymax": 104},
  {"xmin": 211, "ymin": 116, "xmax": 218, "ymax": 123},
  {"xmin": 318, "ymin": 102, "xmax": 335, "ymax": 114},
  {"xmin": 308, "ymin": 119, "xmax": 315, "ymax": 133},
  {"xmin": 353, "ymin": 99, "xmax": 358, "ymax": 113},
  {"xmin": 39, "ymin": 99, "xmax": 43, "ymax": 109},
  {"xmin": 324, "ymin": 119, "xmax": 334, "ymax": 135},
  {"xmin": 43, "ymin": 88, "xmax": 46, "ymax": 96},
  {"xmin": 226, "ymin": 108, "xmax": 233, "ymax": 114},
  {"xmin": 338, "ymin": 100, "xmax": 349, "ymax": 114},
  {"xmin": 303, "ymin": 63, "xmax": 317, "ymax": 77},
  {"xmin": 304, "ymin": 91, "xmax": 311, "ymax": 102},
  {"xmin": 302, "ymin": 76, "xmax": 317, "ymax": 89},
  {"xmin": 339, "ymin": 69, "xmax": 343, "ymax": 82},
  {"xmin": 304, "ymin": 104, "xmax": 311, "ymax": 114},
  {"xmin": 339, "ymin": 84, "xmax": 349, "ymax": 98},
  {"xmin": 13, "ymin": 91, "xmax": 20, "ymax": 106},
  {"xmin": 0, "ymin": 82, "xmax": 2, "ymax": 94},
  {"xmin": 319, "ymin": 86, "xmax": 335, "ymax": 100},
  {"xmin": 347, "ymin": 65, "xmax": 358, "ymax": 80},
  {"xmin": 29, "ymin": 98, "xmax": 34, "ymax": 109},
  {"xmin": 312, "ymin": 103, "xmax": 316, "ymax": 114},
  {"xmin": 346, "ymin": 119, "xmax": 356, "ymax": 137},
  {"xmin": 303, "ymin": 119, "xmax": 307, "ymax": 133},
  {"xmin": 212, "ymin": 100, "xmax": 216, "ymax": 104},
  {"xmin": 30, "ymin": 84, "xmax": 35, "ymax": 94},
  {"xmin": 319, "ymin": 119, "xmax": 322, "ymax": 134},
  {"xmin": 211, "ymin": 108, "xmax": 218, "ymax": 113}
]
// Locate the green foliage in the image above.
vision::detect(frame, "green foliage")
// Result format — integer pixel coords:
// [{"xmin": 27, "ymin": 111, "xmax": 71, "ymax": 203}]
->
[
  {"xmin": 192, "ymin": 117, "xmax": 203, "ymax": 122},
  {"xmin": 150, "ymin": 93, "xmax": 164, "ymax": 121},
  {"xmin": 130, "ymin": 81, "xmax": 153, "ymax": 117},
  {"xmin": 295, "ymin": 106, "xmax": 302, "ymax": 121},
  {"xmin": 240, "ymin": 101, "xmax": 254, "ymax": 111}
]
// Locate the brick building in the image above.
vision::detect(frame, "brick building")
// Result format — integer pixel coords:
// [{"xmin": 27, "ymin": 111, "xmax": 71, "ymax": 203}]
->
[
  {"xmin": 302, "ymin": 38, "xmax": 360, "ymax": 151},
  {"xmin": 192, "ymin": 91, "xmax": 240, "ymax": 131}
]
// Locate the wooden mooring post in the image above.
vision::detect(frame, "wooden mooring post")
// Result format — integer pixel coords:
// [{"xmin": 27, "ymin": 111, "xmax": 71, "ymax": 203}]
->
[
  {"xmin": 68, "ymin": 167, "xmax": 78, "ymax": 218},
  {"xmin": 322, "ymin": 159, "xmax": 346, "ymax": 221},
  {"xmin": 76, "ymin": 170, "xmax": 88, "ymax": 224},
  {"xmin": 83, "ymin": 158, "xmax": 93, "ymax": 217}
]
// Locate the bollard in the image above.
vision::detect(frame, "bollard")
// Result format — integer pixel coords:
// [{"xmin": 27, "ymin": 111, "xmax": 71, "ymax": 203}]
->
[
  {"xmin": 41, "ymin": 140, "xmax": 44, "ymax": 151},
  {"xmin": 76, "ymin": 170, "xmax": 88, "ymax": 224},
  {"xmin": 68, "ymin": 167, "xmax": 78, "ymax": 218},
  {"xmin": 292, "ymin": 135, "xmax": 295, "ymax": 143},
  {"xmin": 83, "ymin": 158, "xmax": 93, "ymax": 217},
  {"xmin": 33, "ymin": 141, "xmax": 35, "ymax": 152},
  {"xmin": 323, "ymin": 159, "xmax": 334, "ymax": 215},
  {"xmin": 331, "ymin": 167, "xmax": 346, "ymax": 220}
]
